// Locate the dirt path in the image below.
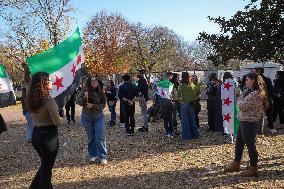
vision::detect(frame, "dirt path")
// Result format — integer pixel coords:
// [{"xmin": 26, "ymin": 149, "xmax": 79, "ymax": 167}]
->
[{"xmin": 0, "ymin": 102, "xmax": 283, "ymax": 189}]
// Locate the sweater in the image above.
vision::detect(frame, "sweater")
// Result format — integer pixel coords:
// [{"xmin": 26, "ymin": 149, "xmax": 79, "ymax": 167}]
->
[
  {"xmin": 178, "ymin": 83, "xmax": 198, "ymax": 104},
  {"xmin": 77, "ymin": 88, "xmax": 106, "ymax": 118},
  {"xmin": 31, "ymin": 97, "xmax": 62, "ymax": 127},
  {"xmin": 237, "ymin": 90, "xmax": 264, "ymax": 122},
  {"xmin": 23, "ymin": 67, "xmax": 62, "ymax": 127}
]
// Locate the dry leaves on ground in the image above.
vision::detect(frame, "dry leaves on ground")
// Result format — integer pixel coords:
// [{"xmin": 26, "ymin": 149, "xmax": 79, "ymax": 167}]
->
[{"xmin": 0, "ymin": 102, "xmax": 284, "ymax": 189}]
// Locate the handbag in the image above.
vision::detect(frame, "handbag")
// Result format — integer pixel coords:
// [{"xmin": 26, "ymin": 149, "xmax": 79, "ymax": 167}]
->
[{"xmin": 108, "ymin": 101, "xmax": 116, "ymax": 106}]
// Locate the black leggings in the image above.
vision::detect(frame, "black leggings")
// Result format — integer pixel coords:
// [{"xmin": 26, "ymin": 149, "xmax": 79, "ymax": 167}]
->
[
  {"xmin": 234, "ymin": 121, "xmax": 258, "ymax": 167},
  {"xmin": 30, "ymin": 126, "xmax": 59, "ymax": 189},
  {"xmin": 65, "ymin": 103, "xmax": 75, "ymax": 121}
]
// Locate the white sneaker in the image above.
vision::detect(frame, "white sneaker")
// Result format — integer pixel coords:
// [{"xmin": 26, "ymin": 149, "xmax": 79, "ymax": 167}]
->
[
  {"xmin": 100, "ymin": 159, "xmax": 107, "ymax": 165},
  {"xmin": 120, "ymin": 123, "xmax": 125, "ymax": 128},
  {"xmin": 89, "ymin": 157, "xmax": 98, "ymax": 162},
  {"xmin": 269, "ymin": 129, "xmax": 278, "ymax": 134}
]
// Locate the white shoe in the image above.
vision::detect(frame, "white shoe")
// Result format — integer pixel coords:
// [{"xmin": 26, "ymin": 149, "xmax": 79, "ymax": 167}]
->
[
  {"xmin": 120, "ymin": 123, "xmax": 125, "ymax": 128},
  {"xmin": 100, "ymin": 159, "xmax": 107, "ymax": 165},
  {"xmin": 89, "ymin": 157, "xmax": 98, "ymax": 162},
  {"xmin": 269, "ymin": 129, "xmax": 278, "ymax": 134}
]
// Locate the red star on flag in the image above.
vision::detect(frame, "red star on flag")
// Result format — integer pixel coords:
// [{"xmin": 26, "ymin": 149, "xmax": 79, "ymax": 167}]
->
[
  {"xmin": 223, "ymin": 82, "xmax": 233, "ymax": 91},
  {"xmin": 53, "ymin": 75, "xmax": 64, "ymax": 91},
  {"xmin": 223, "ymin": 97, "xmax": 232, "ymax": 106},
  {"xmin": 77, "ymin": 55, "xmax": 81, "ymax": 65},
  {"xmin": 71, "ymin": 64, "xmax": 76, "ymax": 77},
  {"xmin": 161, "ymin": 89, "xmax": 165, "ymax": 97},
  {"xmin": 223, "ymin": 113, "xmax": 231, "ymax": 123}
]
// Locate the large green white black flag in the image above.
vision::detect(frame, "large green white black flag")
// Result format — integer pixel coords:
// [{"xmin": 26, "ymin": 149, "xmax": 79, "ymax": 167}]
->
[
  {"xmin": 26, "ymin": 28, "xmax": 84, "ymax": 109},
  {"xmin": 0, "ymin": 64, "xmax": 16, "ymax": 108}
]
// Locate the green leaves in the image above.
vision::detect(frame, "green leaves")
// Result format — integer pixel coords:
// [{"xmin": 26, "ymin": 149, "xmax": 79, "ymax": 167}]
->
[{"xmin": 199, "ymin": 0, "xmax": 284, "ymax": 65}]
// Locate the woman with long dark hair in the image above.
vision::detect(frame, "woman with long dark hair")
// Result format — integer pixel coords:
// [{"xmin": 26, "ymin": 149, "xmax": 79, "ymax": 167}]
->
[
  {"xmin": 224, "ymin": 73, "xmax": 267, "ymax": 177},
  {"xmin": 77, "ymin": 76, "xmax": 107, "ymax": 164},
  {"xmin": 178, "ymin": 72, "xmax": 199, "ymax": 140},
  {"xmin": 26, "ymin": 71, "xmax": 62, "ymax": 189},
  {"xmin": 106, "ymin": 80, "xmax": 117, "ymax": 126}
]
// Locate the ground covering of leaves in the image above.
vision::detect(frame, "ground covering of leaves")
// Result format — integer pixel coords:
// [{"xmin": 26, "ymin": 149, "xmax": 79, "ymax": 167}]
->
[{"xmin": 0, "ymin": 101, "xmax": 283, "ymax": 189}]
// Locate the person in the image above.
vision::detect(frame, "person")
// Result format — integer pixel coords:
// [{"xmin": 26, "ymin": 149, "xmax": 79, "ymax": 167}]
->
[
  {"xmin": 237, "ymin": 77, "xmax": 242, "ymax": 87},
  {"xmin": 207, "ymin": 73, "xmax": 222, "ymax": 132},
  {"xmin": 273, "ymin": 71, "xmax": 284, "ymax": 127},
  {"xmin": 117, "ymin": 78, "xmax": 125, "ymax": 128},
  {"xmin": 251, "ymin": 68, "xmax": 257, "ymax": 74},
  {"xmin": 0, "ymin": 113, "xmax": 7, "ymax": 134},
  {"xmin": 137, "ymin": 70, "xmax": 149, "ymax": 132},
  {"xmin": 77, "ymin": 76, "xmax": 107, "ymax": 164},
  {"xmin": 222, "ymin": 72, "xmax": 240, "ymax": 144},
  {"xmin": 22, "ymin": 87, "xmax": 33, "ymax": 143},
  {"xmin": 118, "ymin": 74, "xmax": 139, "ymax": 136},
  {"xmin": 160, "ymin": 72, "xmax": 175, "ymax": 137},
  {"xmin": 178, "ymin": 72, "xmax": 199, "ymax": 140},
  {"xmin": 256, "ymin": 67, "xmax": 277, "ymax": 134},
  {"xmin": 25, "ymin": 70, "xmax": 62, "ymax": 189},
  {"xmin": 240, "ymin": 75, "xmax": 247, "ymax": 92},
  {"xmin": 65, "ymin": 91, "xmax": 76, "ymax": 125},
  {"xmin": 95, "ymin": 74, "xmax": 104, "ymax": 89},
  {"xmin": 191, "ymin": 75, "xmax": 201, "ymax": 129},
  {"xmin": 106, "ymin": 80, "xmax": 117, "ymax": 126},
  {"xmin": 171, "ymin": 73, "xmax": 180, "ymax": 134},
  {"xmin": 152, "ymin": 75, "xmax": 161, "ymax": 115},
  {"xmin": 224, "ymin": 72, "xmax": 267, "ymax": 177}
]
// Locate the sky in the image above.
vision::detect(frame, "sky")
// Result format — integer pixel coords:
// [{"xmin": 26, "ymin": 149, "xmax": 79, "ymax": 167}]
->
[{"xmin": 72, "ymin": 0, "xmax": 249, "ymax": 42}]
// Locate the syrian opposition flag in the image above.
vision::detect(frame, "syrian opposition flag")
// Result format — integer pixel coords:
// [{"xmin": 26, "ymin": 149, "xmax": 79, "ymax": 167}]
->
[
  {"xmin": 0, "ymin": 64, "xmax": 16, "ymax": 108},
  {"xmin": 26, "ymin": 28, "xmax": 84, "ymax": 109},
  {"xmin": 221, "ymin": 79, "xmax": 239, "ymax": 135},
  {"xmin": 157, "ymin": 80, "xmax": 174, "ymax": 100}
]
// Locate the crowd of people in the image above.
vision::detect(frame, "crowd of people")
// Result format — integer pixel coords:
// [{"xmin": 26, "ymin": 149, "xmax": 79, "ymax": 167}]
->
[{"xmin": 0, "ymin": 63, "xmax": 283, "ymax": 188}]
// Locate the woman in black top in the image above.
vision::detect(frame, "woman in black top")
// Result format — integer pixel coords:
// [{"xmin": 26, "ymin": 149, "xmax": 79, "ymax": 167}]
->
[
  {"xmin": 273, "ymin": 71, "xmax": 284, "ymax": 126},
  {"xmin": 106, "ymin": 80, "xmax": 117, "ymax": 126},
  {"xmin": 207, "ymin": 73, "xmax": 222, "ymax": 132}
]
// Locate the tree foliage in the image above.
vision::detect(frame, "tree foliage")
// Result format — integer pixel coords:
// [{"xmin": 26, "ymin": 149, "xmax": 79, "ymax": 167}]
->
[
  {"xmin": 83, "ymin": 11, "xmax": 133, "ymax": 75},
  {"xmin": 198, "ymin": 0, "xmax": 284, "ymax": 66}
]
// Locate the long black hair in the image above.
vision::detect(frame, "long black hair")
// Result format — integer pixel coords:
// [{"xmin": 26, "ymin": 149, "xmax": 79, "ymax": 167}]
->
[{"xmin": 181, "ymin": 72, "xmax": 190, "ymax": 85}]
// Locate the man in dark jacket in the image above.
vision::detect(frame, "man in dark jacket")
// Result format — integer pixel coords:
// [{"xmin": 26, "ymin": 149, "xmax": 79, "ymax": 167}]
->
[
  {"xmin": 257, "ymin": 67, "xmax": 277, "ymax": 134},
  {"xmin": 137, "ymin": 69, "xmax": 149, "ymax": 132},
  {"xmin": 118, "ymin": 74, "xmax": 139, "ymax": 136}
]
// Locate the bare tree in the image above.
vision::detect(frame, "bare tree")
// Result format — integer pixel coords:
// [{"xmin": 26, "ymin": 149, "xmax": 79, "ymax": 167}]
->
[{"xmin": 0, "ymin": 0, "xmax": 75, "ymax": 83}]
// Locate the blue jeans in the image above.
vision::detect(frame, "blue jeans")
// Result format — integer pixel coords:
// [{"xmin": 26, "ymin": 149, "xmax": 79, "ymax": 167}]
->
[
  {"xmin": 24, "ymin": 112, "xmax": 33, "ymax": 142},
  {"xmin": 108, "ymin": 102, "xmax": 116, "ymax": 122},
  {"xmin": 181, "ymin": 103, "xmax": 199, "ymax": 140},
  {"xmin": 81, "ymin": 112, "xmax": 107, "ymax": 160}
]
